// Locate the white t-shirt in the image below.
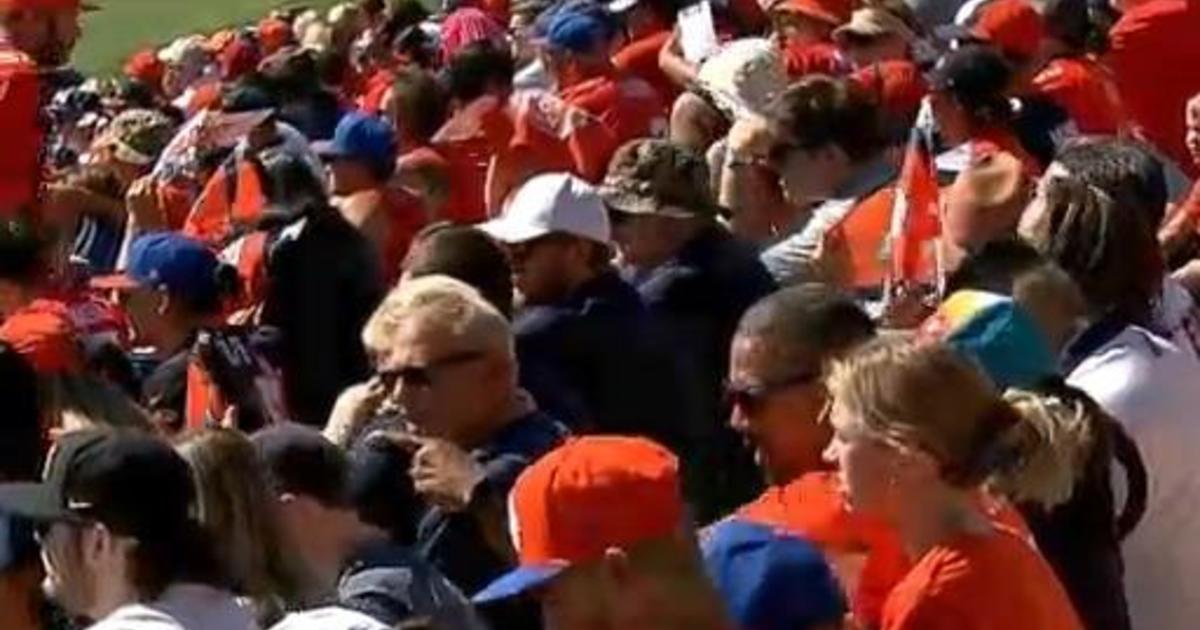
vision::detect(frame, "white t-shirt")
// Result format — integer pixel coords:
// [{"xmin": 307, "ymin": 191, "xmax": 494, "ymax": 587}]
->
[
  {"xmin": 270, "ymin": 607, "xmax": 388, "ymax": 630},
  {"xmin": 87, "ymin": 584, "xmax": 257, "ymax": 630},
  {"xmin": 1067, "ymin": 325, "xmax": 1200, "ymax": 630}
]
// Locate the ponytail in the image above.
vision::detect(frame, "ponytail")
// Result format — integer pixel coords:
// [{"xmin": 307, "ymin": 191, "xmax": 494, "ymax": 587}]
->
[
  {"xmin": 984, "ymin": 388, "xmax": 1095, "ymax": 509},
  {"xmin": 183, "ymin": 262, "xmax": 243, "ymax": 316}
]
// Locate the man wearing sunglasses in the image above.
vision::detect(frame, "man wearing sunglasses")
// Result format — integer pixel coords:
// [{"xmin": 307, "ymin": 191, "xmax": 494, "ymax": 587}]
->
[
  {"xmin": 727, "ymin": 283, "xmax": 875, "ymax": 486},
  {"xmin": 359, "ymin": 275, "xmax": 567, "ymax": 623}
]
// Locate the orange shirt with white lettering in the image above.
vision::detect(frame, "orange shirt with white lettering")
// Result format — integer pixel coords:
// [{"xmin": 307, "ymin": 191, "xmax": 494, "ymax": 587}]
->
[{"xmin": 882, "ymin": 527, "xmax": 1084, "ymax": 630}]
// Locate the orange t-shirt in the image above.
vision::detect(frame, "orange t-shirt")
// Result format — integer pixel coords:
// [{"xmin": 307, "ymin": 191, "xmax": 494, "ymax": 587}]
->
[
  {"xmin": 613, "ymin": 30, "xmax": 679, "ymax": 105},
  {"xmin": 1032, "ymin": 56, "xmax": 1127, "ymax": 136},
  {"xmin": 738, "ymin": 473, "xmax": 910, "ymax": 626},
  {"xmin": 739, "ymin": 473, "xmax": 1036, "ymax": 628},
  {"xmin": 882, "ymin": 527, "xmax": 1083, "ymax": 630}
]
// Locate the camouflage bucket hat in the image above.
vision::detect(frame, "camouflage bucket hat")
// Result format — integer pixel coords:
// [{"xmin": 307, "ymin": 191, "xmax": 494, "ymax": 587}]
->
[
  {"xmin": 98, "ymin": 109, "xmax": 176, "ymax": 166},
  {"xmin": 599, "ymin": 139, "xmax": 721, "ymax": 219}
]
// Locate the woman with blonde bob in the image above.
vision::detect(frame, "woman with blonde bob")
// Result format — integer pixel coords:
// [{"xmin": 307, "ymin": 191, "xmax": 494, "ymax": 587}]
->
[
  {"xmin": 177, "ymin": 428, "xmax": 302, "ymax": 626},
  {"xmin": 824, "ymin": 337, "xmax": 1084, "ymax": 630}
]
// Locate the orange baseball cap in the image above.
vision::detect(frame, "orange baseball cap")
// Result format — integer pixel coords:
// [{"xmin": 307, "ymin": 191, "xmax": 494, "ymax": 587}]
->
[
  {"xmin": 258, "ymin": 17, "xmax": 293, "ymax": 55},
  {"xmin": 0, "ymin": 300, "xmax": 82, "ymax": 375},
  {"xmin": 971, "ymin": 0, "xmax": 1044, "ymax": 61},
  {"xmin": 122, "ymin": 48, "xmax": 164, "ymax": 85},
  {"xmin": 771, "ymin": 0, "xmax": 855, "ymax": 27},
  {"xmin": 473, "ymin": 436, "xmax": 685, "ymax": 603}
]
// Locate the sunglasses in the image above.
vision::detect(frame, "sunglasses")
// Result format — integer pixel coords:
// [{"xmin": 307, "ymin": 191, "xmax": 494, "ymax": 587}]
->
[
  {"xmin": 724, "ymin": 370, "xmax": 822, "ymax": 413},
  {"xmin": 376, "ymin": 350, "xmax": 486, "ymax": 390}
]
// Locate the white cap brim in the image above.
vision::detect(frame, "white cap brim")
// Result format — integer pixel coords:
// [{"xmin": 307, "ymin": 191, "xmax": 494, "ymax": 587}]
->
[{"xmin": 478, "ymin": 218, "xmax": 553, "ymax": 244}]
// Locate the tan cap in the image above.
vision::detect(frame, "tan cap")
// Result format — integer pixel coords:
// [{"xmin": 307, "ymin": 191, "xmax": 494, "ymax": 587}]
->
[
  {"xmin": 833, "ymin": 7, "xmax": 916, "ymax": 44},
  {"xmin": 945, "ymin": 149, "xmax": 1030, "ymax": 228},
  {"xmin": 696, "ymin": 37, "xmax": 787, "ymax": 118},
  {"xmin": 600, "ymin": 139, "xmax": 720, "ymax": 219}
]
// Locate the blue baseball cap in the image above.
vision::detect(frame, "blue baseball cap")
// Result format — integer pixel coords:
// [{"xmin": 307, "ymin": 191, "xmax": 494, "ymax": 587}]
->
[
  {"xmin": 313, "ymin": 111, "xmax": 398, "ymax": 174},
  {"xmin": 544, "ymin": 8, "xmax": 617, "ymax": 54},
  {"xmin": 91, "ymin": 232, "xmax": 220, "ymax": 301},
  {"xmin": 702, "ymin": 519, "xmax": 846, "ymax": 630},
  {"xmin": 920, "ymin": 290, "xmax": 1059, "ymax": 390}
]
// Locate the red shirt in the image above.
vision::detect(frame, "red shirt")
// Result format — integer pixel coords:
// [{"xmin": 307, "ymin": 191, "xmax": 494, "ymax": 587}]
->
[
  {"xmin": 0, "ymin": 45, "xmax": 42, "ymax": 217},
  {"xmin": 1107, "ymin": 0, "xmax": 1200, "ymax": 176},
  {"xmin": 882, "ymin": 527, "xmax": 1083, "ymax": 630},
  {"xmin": 782, "ymin": 41, "xmax": 848, "ymax": 80},
  {"xmin": 430, "ymin": 95, "xmax": 515, "ymax": 223},
  {"xmin": 382, "ymin": 187, "xmax": 427, "ymax": 284},
  {"xmin": 358, "ymin": 67, "xmax": 396, "ymax": 115},
  {"xmin": 1032, "ymin": 56, "xmax": 1127, "ymax": 136},
  {"xmin": 613, "ymin": 30, "xmax": 679, "ymax": 105}
]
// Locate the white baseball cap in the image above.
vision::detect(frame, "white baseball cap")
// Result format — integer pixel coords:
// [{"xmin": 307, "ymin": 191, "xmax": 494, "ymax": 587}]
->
[{"xmin": 480, "ymin": 173, "xmax": 611, "ymax": 245}]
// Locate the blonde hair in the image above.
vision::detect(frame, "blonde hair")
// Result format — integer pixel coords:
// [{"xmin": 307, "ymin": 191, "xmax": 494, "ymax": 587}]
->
[
  {"xmin": 177, "ymin": 428, "xmax": 298, "ymax": 620},
  {"xmin": 991, "ymin": 389, "xmax": 1093, "ymax": 509},
  {"xmin": 362, "ymin": 274, "xmax": 514, "ymax": 359},
  {"xmin": 828, "ymin": 336, "xmax": 1080, "ymax": 495}
]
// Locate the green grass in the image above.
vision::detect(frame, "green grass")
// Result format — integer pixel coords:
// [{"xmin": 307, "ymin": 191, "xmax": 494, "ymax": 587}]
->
[{"xmin": 72, "ymin": 0, "xmax": 342, "ymax": 75}]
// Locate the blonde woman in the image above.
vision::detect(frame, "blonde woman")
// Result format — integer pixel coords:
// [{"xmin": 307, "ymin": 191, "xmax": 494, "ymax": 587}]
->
[
  {"xmin": 824, "ymin": 338, "xmax": 1083, "ymax": 630},
  {"xmin": 177, "ymin": 428, "xmax": 302, "ymax": 626}
]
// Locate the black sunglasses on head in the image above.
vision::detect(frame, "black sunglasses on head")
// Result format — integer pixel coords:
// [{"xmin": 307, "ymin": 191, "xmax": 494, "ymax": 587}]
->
[{"xmin": 724, "ymin": 369, "xmax": 822, "ymax": 413}]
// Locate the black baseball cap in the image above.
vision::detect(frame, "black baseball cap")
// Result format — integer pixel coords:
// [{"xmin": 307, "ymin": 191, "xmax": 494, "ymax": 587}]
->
[
  {"xmin": 0, "ymin": 429, "xmax": 195, "ymax": 541},
  {"xmin": 252, "ymin": 423, "xmax": 352, "ymax": 508},
  {"xmin": 927, "ymin": 43, "xmax": 1014, "ymax": 111}
]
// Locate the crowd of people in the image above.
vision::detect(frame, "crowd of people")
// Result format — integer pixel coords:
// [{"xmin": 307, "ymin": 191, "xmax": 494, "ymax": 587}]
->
[{"xmin": 1, "ymin": 0, "xmax": 1200, "ymax": 627}]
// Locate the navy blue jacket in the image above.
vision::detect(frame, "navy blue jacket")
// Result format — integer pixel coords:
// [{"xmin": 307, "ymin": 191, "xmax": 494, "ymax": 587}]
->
[
  {"xmin": 628, "ymin": 227, "xmax": 777, "ymax": 518},
  {"xmin": 416, "ymin": 410, "xmax": 567, "ymax": 594},
  {"xmin": 514, "ymin": 271, "xmax": 700, "ymax": 453}
]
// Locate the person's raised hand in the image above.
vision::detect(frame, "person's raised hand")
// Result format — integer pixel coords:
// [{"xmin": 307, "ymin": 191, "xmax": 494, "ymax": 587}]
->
[
  {"xmin": 324, "ymin": 378, "xmax": 389, "ymax": 447},
  {"xmin": 374, "ymin": 432, "xmax": 486, "ymax": 513},
  {"xmin": 726, "ymin": 115, "xmax": 775, "ymax": 162},
  {"xmin": 125, "ymin": 175, "xmax": 163, "ymax": 229}
]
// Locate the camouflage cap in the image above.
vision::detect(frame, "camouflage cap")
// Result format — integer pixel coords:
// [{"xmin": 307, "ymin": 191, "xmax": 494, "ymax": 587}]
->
[
  {"xmin": 96, "ymin": 109, "xmax": 176, "ymax": 166},
  {"xmin": 599, "ymin": 139, "xmax": 720, "ymax": 219}
]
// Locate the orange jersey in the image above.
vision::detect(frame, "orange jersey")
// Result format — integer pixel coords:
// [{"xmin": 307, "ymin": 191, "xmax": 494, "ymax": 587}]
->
[
  {"xmin": 882, "ymin": 527, "xmax": 1083, "ymax": 630},
  {"xmin": 1033, "ymin": 56, "xmax": 1127, "ymax": 136},
  {"xmin": 0, "ymin": 46, "xmax": 43, "ymax": 216}
]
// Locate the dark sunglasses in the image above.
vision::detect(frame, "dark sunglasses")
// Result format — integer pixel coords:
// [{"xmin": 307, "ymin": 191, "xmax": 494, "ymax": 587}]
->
[
  {"xmin": 376, "ymin": 350, "xmax": 486, "ymax": 390},
  {"xmin": 724, "ymin": 370, "xmax": 822, "ymax": 413}
]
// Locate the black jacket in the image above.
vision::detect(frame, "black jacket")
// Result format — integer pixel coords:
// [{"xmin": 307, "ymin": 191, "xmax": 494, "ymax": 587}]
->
[
  {"xmin": 514, "ymin": 271, "xmax": 701, "ymax": 455},
  {"xmin": 628, "ymin": 226, "xmax": 777, "ymax": 519}
]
